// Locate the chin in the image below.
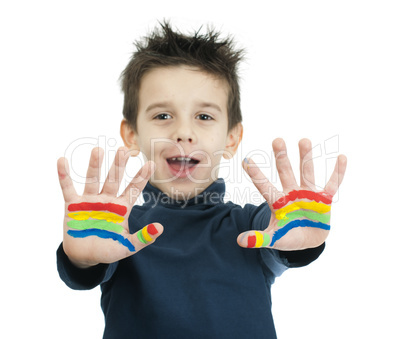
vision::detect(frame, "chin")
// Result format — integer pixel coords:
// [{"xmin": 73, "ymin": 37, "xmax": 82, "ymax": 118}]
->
[{"xmin": 153, "ymin": 177, "xmax": 213, "ymax": 200}]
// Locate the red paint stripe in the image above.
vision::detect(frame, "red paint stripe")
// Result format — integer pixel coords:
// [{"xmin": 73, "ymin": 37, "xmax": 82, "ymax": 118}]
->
[
  {"xmin": 68, "ymin": 202, "xmax": 127, "ymax": 216},
  {"xmin": 273, "ymin": 190, "xmax": 333, "ymax": 209},
  {"xmin": 147, "ymin": 223, "xmax": 158, "ymax": 236},
  {"xmin": 247, "ymin": 235, "xmax": 256, "ymax": 248}
]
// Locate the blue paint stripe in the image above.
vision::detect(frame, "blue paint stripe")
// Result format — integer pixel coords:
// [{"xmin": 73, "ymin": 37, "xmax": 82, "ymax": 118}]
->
[
  {"xmin": 270, "ymin": 219, "xmax": 330, "ymax": 246},
  {"xmin": 67, "ymin": 229, "xmax": 135, "ymax": 252}
]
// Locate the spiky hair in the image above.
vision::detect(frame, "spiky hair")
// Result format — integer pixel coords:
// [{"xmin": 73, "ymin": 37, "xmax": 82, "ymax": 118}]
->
[{"xmin": 120, "ymin": 20, "xmax": 245, "ymax": 131}]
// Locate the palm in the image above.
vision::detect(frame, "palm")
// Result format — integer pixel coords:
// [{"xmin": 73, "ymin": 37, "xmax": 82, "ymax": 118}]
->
[
  {"xmin": 62, "ymin": 196, "xmax": 133, "ymax": 265},
  {"xmin": 238, "ymin": 138, "xmax": 347, "ymax": 251},
  {"xmin": 58, "ymin": 147, "xmax": 163, "ymax": 268}
]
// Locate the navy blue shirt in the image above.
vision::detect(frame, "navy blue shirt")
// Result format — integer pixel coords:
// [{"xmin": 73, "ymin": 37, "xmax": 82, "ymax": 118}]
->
[{"xmin": 57, "ymin": 179, "xmax": 324, "ymax": 339}]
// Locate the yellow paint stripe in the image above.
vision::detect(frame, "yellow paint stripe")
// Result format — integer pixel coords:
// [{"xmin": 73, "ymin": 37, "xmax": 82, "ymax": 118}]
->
[
  {"xmin": 68, "ymin": 211, "xmax": 124, "ymax": 223},
  {"xmin": 142, "ymin": 227, "xmax": 153, "ymax": 242},
  {"xmin": 255, "ymin": 232, "xmax": 264, "ymax": 247},
  {"xmin": 275, "ymin": 201, "xmax": 331, "ymax": 220}
]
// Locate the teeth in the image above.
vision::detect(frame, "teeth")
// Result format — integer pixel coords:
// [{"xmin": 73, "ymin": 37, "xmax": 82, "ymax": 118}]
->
[{"xmin": 171, "ymin": 157, "xmax": 190, "ymax": 161}]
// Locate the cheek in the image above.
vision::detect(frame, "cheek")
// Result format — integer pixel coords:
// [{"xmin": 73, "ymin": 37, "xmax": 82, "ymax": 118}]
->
[
  {"xmin": 202, "ymin": 137, "xmax": 227, "ymax": 157},
  {"xmin": 136, "ymin": 131, "xmax": 163, "ymax": 158},
  {"xmin": 137, "ymin": 139, "xmax": 149, "ymax": 155},
  {"xmin": 211, "ymin": 136, "xmax": 229, "ymax": 153}
]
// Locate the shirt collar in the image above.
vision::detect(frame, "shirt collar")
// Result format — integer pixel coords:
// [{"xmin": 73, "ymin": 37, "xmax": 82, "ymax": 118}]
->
[{"xmin": 142, "ymin": 179, "xmax": 226, "ymax": 208}]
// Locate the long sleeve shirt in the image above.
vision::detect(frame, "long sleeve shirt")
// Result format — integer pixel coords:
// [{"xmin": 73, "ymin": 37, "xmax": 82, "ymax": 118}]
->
[{"xmin": 57, "ymin": 179, "xmax": 325, "ymax": 339}]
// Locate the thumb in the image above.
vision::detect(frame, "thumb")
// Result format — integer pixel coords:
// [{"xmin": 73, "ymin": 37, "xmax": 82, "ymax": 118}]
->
[
  {"xmin": 237, "ymin": 230, "xmax": 272, "ymax": 249},
  {"xmin": 129, "ymin": 223, "xmax": 164, "ymax": 253}
]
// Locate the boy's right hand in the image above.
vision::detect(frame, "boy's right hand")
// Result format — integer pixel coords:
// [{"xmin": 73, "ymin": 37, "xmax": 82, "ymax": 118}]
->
[{"xmin": 57, "ymin": 147, "xmax": 163, "ymax": 269}]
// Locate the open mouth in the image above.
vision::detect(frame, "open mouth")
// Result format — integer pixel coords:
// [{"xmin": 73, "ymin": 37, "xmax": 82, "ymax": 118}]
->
[{"xmin": 166, "ymin": 156, "xmax": 200, "ymax": 177}]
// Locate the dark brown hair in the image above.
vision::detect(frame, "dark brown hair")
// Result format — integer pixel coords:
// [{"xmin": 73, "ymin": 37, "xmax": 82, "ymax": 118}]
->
[{"xmin": 120, "ymin": 20, "xmax": 245, "ymax": 132}]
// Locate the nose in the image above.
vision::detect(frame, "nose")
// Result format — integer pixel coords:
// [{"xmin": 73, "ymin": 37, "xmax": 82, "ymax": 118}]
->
[
  {"xmin": 173, "ymin": 120, "xmax": 196, "ymax": 144},
  {"xmin": 176, "ymin": 135, "xmax": 193, "ymax": 143}
]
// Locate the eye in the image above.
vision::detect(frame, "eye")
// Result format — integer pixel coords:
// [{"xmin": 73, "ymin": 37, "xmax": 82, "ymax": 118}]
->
[
  {"xmin": 196, "ymin": 113, "xmax": 213, "ymax": 121},
  {"xmin": 154, "ymin": 113, "xmax": 172, "ymax": 120}
]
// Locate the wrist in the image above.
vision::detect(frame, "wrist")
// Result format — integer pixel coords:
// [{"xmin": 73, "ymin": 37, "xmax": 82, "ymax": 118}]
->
[
  {"xmin": 63, "ymin": 246, "xmax": 98, "ymax": 269},
  {"xmin": 67, "ymin": 257, "xmax": 98, "ymax": 269}
]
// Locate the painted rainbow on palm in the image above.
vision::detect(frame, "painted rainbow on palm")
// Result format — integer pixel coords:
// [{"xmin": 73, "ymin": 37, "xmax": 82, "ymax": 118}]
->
[
  {"xmin": 246, "ymin": 190, "xmax": 332, "ymax": 248},
  {"xmin": 270, "ymin": 190, "xmax": 332, "ymax": 246},
  {"xmin": 66, "ymin": 202, "xmax": 136, "ymax": 252}
]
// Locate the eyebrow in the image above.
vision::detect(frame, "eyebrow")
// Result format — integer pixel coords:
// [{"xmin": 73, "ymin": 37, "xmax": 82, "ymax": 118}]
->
[
  {"xmin": 145, "ymin": 101, "xmax": 223, "ymax": 113},
  {"xmin": 145, "ymin": 102, "xmax": 171, "ymax": 113},
  {"xmin": 197, "ymin": 102, "xmax": 222, "ymax": 113}
]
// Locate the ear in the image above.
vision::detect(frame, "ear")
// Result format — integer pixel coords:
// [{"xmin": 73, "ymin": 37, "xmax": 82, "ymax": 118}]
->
[
  {"xmin": 223, "ymin": 123, "xmax": 243, "ymax": 159},
  {"xmin": 120, "ymin": 119, "xmax": 141, "ymax": 156}
]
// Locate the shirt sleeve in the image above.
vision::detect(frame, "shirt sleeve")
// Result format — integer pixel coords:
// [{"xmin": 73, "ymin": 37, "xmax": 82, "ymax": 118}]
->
[
  {"xmin": 56, "ymin": 243, "xmax": 118, "ymax": 290},
  {"xmin": 249, "ymin": 202, "xmax": 325, "ymax": 280}
]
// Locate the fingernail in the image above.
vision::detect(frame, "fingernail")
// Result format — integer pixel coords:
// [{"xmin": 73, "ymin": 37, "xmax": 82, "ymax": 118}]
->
[
  {"xmin": 247, "ymin": 234, "xmax": 256, "ymax": 248},
  {"xmin": 243, "ymin": 157, "xmax": 249, "ymax": 164},
  {"xmin": 147, "ymin": 223, "xmax": 158, "ymax": 235}
]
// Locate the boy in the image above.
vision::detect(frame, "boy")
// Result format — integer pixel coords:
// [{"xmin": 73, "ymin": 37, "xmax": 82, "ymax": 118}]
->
[{"xmin": 57, "ymin": 21, "xmax": 347, "ymax": 338}]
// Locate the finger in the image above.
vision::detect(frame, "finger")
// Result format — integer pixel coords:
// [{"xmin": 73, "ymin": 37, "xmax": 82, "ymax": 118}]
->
[
  {"xmin": 128, "ymin": 223, "xmax": 164, "ymax": 253},
  {"xmin": 101, "ymin": 147, "xmax": 130, "ymax": 196},
  {"xmin": 243, "ymin": 157, "xmax": 283, "ymax": 206},
  {"xmin": 324, "ymin": 154, "xmax": 347, "ymax": 196},
  {"xmin": 57, "ymin": 157, "xmax": 78, "ymax": 202},
  {"xmin": 237, "ymin": 231, "xmax": 272, "ymax": 249},
  {"xmin": 272, "ymin": 138, "xmax": 298, "ymax": 190},
  {"xmin": 83, "ymin": 147, "xmax": 104, "ymax": 195},
  {"xmin": 120, "ymin": 161, "xmax": 156, "ymax": 204},
  {"xmin": 299, "ymin": 138, "xmax": 316, "ymax": 190}
]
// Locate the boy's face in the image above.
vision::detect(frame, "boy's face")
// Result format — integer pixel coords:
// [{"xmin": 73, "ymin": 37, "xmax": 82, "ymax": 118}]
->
[{"xmin": 121, "ymin": 65, "xmax": 242, "ymax": 199}]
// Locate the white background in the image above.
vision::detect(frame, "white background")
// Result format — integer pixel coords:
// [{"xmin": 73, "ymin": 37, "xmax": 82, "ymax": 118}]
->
[{"xmin": 1, "ymin": 1, "xmax": 401, "ymax": 338}]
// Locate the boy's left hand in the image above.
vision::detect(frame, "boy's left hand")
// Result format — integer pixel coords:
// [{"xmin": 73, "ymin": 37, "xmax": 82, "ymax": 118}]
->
[{"xmin": 237, "ymin": 138, "xmax": 347, "ymax": 251}]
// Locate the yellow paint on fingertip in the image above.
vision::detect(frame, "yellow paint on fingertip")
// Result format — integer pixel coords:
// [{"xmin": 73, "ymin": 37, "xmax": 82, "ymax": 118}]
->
[
  {"xmin": 68, "ymin": 211, "xmax": 125, "ymax": 223},
  {"xmin": 142, "ymin": 226, "xmax": 153, "ymax": 242},
  {"xmin": 255, "ymin": 232, "xmax": 264, "ymax": 247},
  {"xmin": 275, "ymin": 201, "xmax": 331, "ymax": 220}
]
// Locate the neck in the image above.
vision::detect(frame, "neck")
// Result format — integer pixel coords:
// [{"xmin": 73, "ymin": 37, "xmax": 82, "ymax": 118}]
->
[{"xmin": 142, "ymin": 179, "xmax": 226, "ymax": 208}]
